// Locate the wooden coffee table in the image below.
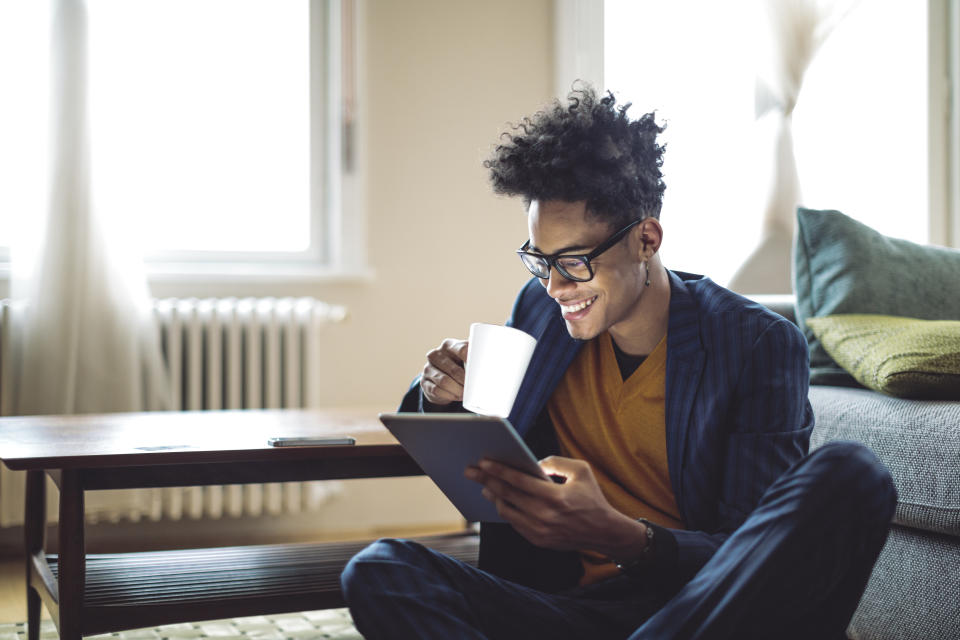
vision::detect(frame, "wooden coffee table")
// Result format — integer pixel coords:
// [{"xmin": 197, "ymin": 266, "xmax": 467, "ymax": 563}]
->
[{"xmin": 0, "ymin": 409, "xmax": 478, "ymax": 640}]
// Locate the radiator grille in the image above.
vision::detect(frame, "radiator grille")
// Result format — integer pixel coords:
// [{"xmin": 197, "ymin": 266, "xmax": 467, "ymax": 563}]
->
[{"xmin": 156, "ymin": 297, "xmax": 346, "ymax": 411}]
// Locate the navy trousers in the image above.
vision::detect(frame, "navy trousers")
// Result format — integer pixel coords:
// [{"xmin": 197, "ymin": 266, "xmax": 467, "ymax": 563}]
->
[{"xmin": 341, "ymin": 441, "xmax": 896, "ymax": 640}]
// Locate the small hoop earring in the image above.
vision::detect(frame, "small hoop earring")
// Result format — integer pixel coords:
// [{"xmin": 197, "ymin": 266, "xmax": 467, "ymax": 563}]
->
[{"xmin": 644, "ymin": 261, "xmax": 651, "ymax": 287}]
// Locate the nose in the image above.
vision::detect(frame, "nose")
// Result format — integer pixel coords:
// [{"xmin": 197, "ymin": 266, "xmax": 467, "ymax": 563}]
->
[{"xmin": 544, "ymin": 265, "xmax": 576, "ymax": 298}]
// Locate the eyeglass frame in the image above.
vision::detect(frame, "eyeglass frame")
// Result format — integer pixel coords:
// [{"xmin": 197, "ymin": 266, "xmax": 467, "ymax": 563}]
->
[{"xmin": 516, "ymin": 218, "xmax": 645, "ymax": 282}]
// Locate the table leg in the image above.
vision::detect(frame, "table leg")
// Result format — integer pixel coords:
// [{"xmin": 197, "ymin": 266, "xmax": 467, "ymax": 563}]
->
[
  {"xmin": 57, "ymin": 469, "xmax": 85, "ymax": 640},
  {"xmin": 24, "ymin": 470, "xmax": 45, "ymax": 640}
]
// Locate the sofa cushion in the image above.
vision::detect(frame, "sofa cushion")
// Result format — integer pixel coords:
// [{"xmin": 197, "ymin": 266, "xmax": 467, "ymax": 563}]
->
[
  {"xmin": 847, "ymin": 525, "xmax": 960, "ymax": 640},
  {"xmin": 809, "ymin": 386, "xmax": 960, "ymax": 536},
  {"xmin": 793, "ymin": 208, "xmax": 960, "ymax": 386},
  {"xmin": 806, "ymin": 315, "xmax": 960, "ymax": 400}
]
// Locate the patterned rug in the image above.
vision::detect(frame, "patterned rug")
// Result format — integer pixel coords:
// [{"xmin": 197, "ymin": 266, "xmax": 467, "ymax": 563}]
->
[{"xmin": 0, "ymin": 610, "xmax": 362, "ymax": 640}]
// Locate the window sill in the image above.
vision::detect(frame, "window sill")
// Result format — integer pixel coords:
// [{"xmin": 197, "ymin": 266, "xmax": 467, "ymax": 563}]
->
[
  {"xmin": 0, "ymin": 262, "xmax": 376, "ymax": 285},
  {"xmin": 146, "ymin": 262, "xmax": 377, "ymax": 284}
]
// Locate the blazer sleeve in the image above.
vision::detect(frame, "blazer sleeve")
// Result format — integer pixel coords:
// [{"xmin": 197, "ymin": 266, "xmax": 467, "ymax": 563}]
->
[{"xmin": 661, "ymin": 317, "xmax": 814, "ymax": 584}]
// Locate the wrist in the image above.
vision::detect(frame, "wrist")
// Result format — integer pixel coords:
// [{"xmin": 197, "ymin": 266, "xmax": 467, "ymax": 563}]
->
[
  {"xmin": 613, "ymin": 518, "xmax": 655, "ymax": 577},
  {"xmin": 421, "ymin": 393, "xmax": 457, "ymax": 413},
  {"xmin": 603, "ymin": 513, "xmax": 650, "ymax": 561}
]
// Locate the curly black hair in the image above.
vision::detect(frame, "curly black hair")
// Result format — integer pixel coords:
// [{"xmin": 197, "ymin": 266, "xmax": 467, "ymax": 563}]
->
[{"xmin": 484, "ymin": 85, "xmax": 666, "ymax": 228}]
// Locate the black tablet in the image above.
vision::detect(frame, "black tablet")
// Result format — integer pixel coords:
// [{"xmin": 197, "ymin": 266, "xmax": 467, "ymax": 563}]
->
[{"xmin": 379, "ymin": 412, "xmax": 548, "ymax": 523}]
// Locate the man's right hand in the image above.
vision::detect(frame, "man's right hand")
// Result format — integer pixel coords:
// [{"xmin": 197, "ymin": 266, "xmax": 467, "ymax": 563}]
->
[{"xmin": 420, "ymin": 339, "xmax": 469, "ymax": 406}]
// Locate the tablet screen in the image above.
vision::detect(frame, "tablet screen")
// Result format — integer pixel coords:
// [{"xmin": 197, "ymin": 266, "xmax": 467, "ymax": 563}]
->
[{"xmin": 379, "ymin": 412, "xmax": 547, "ymax": 523}]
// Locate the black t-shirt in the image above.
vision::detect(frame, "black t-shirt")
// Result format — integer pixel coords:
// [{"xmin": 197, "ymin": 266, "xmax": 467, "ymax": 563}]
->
[{"xmin": 611, "ymin": 336, "xmax": 647, "ymax": 381}]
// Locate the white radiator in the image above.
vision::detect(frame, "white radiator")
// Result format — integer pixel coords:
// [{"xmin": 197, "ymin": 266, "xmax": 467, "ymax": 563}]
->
[
  {"xmin": 156, "ymin": 297, "xmax": 346, "ymax": 412},
  {"xmin": 0, "ymin": 297, "xmax": 347, "ymax": 527}
]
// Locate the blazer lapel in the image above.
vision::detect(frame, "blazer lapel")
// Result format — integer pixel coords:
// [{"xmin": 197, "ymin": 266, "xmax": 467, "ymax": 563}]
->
[
  {"xmin": 664, "ymin": 271, "xmax": 706, "ymax": 519},
  {"xmin": 508, "ymin": 291, "xmax": 582, "ymax": 438}
]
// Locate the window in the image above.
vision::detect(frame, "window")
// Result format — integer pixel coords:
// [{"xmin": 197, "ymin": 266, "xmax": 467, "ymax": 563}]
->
[
  {"xmin": 598, "ymin": 0, "xmax": 932, "ymax": 285},
  {"xmin": 0, "ymin": 0, "xmax": 362, "ymax": 281},
  {"xmin": 791, "ymin": 1, "xmax": 927, "ymax": 245}
]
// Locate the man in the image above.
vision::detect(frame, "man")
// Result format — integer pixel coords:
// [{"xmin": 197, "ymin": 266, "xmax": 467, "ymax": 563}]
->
[{"xmin": 342, "ymin": 87, "xmax": 896, "ymax": 639}]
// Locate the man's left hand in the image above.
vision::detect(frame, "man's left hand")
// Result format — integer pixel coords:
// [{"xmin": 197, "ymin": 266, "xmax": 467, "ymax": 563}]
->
[{"xmin": 465, "ymin": 456, "xmax": 640, "ymax": 557}]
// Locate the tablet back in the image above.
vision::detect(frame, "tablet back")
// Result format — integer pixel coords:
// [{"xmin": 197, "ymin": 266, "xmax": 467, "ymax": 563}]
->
[{"xmin": 379, "ymin": 412, "xmax": 546, "ymax": 523}]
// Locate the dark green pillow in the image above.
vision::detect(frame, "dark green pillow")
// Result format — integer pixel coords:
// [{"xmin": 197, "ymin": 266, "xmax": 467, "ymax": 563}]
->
[
  {"xmin": 806, "ymin": 314, "xmax": 960, "ymax": 399},
  {"xmin": 793, "ymin": 208, "xmax": 960, "ymax": 386}
]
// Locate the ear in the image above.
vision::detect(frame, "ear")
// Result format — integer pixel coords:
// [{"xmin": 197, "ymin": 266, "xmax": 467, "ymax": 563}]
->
[{"xmin": 635, "ymin": 218, "xmax": 663, "ymax": 259}]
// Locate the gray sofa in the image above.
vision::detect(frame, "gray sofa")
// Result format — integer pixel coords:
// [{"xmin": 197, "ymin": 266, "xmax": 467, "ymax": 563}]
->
[{"xmin": 760, "ymin": 297, "xmax": 960, "ymax": 640}]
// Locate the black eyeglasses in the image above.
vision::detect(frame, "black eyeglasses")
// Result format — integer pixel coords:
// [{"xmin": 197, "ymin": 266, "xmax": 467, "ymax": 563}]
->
[{"xmin": 516, "ymin": 218, "xmax": 643, "ymax": 282}]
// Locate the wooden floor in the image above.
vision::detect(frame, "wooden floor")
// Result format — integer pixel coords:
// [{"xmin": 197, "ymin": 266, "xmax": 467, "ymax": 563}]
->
[{"xmin": 0, "ymin": 558, "xmax": 47, "ymax": 623}]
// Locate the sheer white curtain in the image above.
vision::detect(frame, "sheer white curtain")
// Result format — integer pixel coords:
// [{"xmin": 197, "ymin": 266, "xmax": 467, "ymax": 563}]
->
[
  {"xmin": 727, "ymin": 0, "xmax": 857, "ymax": 293},
  {"xmin": 0, "ymin": 0, "xmax": 169, "ymax": 526}
]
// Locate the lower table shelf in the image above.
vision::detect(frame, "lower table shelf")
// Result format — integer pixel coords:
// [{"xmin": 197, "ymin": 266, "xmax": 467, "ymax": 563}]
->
[{"xmin": 46, "ymin": 531, "xmax": 480, "ymax": 635}]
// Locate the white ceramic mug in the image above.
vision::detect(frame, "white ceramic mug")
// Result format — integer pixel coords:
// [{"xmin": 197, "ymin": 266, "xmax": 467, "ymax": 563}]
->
[{"xmin": 462, "ymin": 323, "xmax": 537, "ymax": 418}]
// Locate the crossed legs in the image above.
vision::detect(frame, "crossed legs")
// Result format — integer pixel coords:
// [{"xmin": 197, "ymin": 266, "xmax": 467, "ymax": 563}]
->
[
  {"xmin": 342, "ymin": 441, "xmax": 896, "ymax": 640},
  {"xmin": 630, "ymin": 441, "xmax": 896, "ymax": 639}
]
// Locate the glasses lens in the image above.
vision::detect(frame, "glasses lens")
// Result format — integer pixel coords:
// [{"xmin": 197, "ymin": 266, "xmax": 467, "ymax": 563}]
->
[
  {"xmin": 555, "ymin": 256, "xmax": 591, "ymax": 281},
  {"xmin": 519, "ymin": 253, "xmax": 550, "ymax": 278}
]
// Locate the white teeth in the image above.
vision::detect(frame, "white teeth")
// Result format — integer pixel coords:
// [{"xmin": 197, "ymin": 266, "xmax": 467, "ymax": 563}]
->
[{"xmin": 561, "ymin": 297, "xmax": 596, "ymax": 314}]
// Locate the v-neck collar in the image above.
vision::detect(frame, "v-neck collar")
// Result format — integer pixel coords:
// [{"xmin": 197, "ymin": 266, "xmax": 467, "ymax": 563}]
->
[{"xmin": 598, "ymin": 331, "xmax": 667, "ymax": 402}]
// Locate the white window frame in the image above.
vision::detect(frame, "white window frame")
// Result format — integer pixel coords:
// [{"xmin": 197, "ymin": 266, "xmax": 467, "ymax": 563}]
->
[
  {"xmin": 930, "ymin": 0, "xmax": 960, "ymax": 247},
  {"xmin": 555, "ymin": 0, "xmax": 958, "ymax": 250},
  {"xmin": 147, "ymin": 0, "xmax": 369, "ymax": 284},
  {"xmin": 553, "ymin": 0, "xmax": 604, "ymax": 97},
  {"xmin": 0, "ymin": 0, "xmax": 369, "ymax": 286}
]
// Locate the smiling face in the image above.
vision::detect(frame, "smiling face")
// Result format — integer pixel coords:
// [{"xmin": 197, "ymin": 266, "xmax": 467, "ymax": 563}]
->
[{"xmin": 527, "ymin": 199, "xmax": 653, "ymax": 342}]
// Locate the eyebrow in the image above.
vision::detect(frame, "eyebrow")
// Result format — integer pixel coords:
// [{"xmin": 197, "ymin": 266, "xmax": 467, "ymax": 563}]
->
[{"xmin": 527, "ymin": 242, "xmax": 593, "ymax": 255}]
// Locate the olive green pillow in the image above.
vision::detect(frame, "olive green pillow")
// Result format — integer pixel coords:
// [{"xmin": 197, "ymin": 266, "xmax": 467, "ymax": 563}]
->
[
  {"xmin": 806, "ymin": 314, "xmax": 960, "ymax": 399},
  {"xmin": 793, "ymin": 208, "xmax": 960, "ymax": 387}
]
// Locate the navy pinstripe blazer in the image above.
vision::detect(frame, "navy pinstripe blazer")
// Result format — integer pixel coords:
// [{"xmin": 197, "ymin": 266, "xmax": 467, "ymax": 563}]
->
[{"xmin": 401, "ymin": 270, "xmax": 814, "ymax": 590}]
